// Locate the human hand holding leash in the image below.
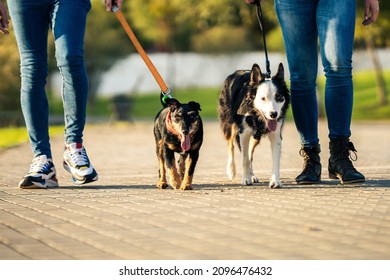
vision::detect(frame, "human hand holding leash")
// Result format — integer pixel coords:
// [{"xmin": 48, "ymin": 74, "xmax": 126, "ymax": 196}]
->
[
  {"xmin": 362, "ymin": 0, "xmax": 379, "ymax": 26},
  {"xmin": 245, "ymin": 0, "xmax": 261, "ymax": 6},
  {"xmin": 0, "ymin": 1, "xmax": 9, "ymax": 35},
  {"xmin": 105, "ymin": 0, "xmax": 123, "ymax": 12}
]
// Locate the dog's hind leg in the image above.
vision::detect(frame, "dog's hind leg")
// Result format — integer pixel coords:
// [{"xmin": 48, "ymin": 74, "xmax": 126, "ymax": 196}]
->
[
  {"xmin": 180, "ymin": 150, "xmax": 199, "ymax": 190},
  {"xmin": 240, "ymin": 128, "xmax": 254, "ymax": 185},
  {"xmin": 226, "ymin": 125, "xmax": 237, "ymax": 180},
  {"xmin": 248, "ymin": 136, "xmax": 260, "ymax": 183},
  {"xmin": 268, "ymin": 125, "xmax": 283, "ymax": 188}
]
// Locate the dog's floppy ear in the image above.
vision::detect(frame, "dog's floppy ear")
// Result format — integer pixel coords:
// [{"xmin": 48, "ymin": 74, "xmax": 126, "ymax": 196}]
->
[
  {"xmin": 165, "ymin": 98, "xmax": 181, "ymax": 110},
  {"xmin": 273, "ymin": 63, "xmax": 284, "ymax": 81},
  {"xmin": 249, "ymin": 63, "xmax": 263, "ymax": 86},
  {"xmin": 189, "ymin": 101, "xmax": 201, "ymax": 112}
]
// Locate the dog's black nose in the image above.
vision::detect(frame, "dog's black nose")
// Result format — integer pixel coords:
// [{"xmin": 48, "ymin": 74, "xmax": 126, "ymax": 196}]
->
[
  {"xmin": 182, "ymin": 129, "xmax": 189, "ymax": 135},
  {"xmin": 270, "ymin": 111, "xmax": 278, "ymax": 119}
]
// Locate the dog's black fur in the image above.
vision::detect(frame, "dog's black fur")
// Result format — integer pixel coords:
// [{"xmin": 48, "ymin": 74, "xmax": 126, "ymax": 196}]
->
[
  {"xmin": 218, "ymin": 63, "xmax": 290, "ymax": 188},
  {"xmin": 153, "ymin": 94, "xmax": 203, "ymax": 190}
]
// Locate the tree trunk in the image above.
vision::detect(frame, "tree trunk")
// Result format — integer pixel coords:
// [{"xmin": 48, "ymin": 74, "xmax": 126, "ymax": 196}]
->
[{"xmin": 87, "ymin": 71, "xmax": 102, "ymax": 105}]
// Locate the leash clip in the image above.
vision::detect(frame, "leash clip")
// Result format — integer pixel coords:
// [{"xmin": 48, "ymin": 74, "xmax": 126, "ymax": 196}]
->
[
  {"xmin": 112, "ymin": 5, "xmax": 119, "ymax": 13},
  {"xmin": 162, "ymin": 88, "xmax": 173, "ymax": 99},
  {"xmin": 162, "ymin": 88, "xmax": 173, "ymax": 104}
]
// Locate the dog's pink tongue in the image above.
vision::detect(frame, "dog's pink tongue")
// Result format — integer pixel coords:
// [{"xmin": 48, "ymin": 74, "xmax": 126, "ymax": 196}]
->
[
  {"xmin": 181, "ymin": 135, "xmax": 191, "ymax": 152},
  {"xmin": 267, "ymin": 119, "xmax": 278, "ymax": 132}
]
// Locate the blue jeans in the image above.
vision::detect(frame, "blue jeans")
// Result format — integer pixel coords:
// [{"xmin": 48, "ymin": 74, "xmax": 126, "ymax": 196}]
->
[
  {"xmin": 8, "ymin": 0, "xmax": 91, "ymax": 158},
  {"xmin": 275, "ymin": 0, "xmax": 356, "ymax": 146}
]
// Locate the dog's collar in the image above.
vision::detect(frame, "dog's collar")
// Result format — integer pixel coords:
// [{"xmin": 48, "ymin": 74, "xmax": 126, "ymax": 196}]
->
[{"xmin": 165, "ymin": 111, "xmax": 182, "ymax": 139}]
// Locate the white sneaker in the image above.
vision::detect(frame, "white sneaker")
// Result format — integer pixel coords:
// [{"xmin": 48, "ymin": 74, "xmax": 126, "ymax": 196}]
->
[
  {"xmin": 19, "ymin": 155, "xmax": 59, "ymax": 189},
  {"xmin": 63, "ymin": 143, "xmax": 98, "ymax": 185}
]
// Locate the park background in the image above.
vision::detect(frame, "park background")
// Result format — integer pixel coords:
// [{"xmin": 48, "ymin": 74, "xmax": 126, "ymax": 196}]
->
[
  {"xmin": 0, "ymin": 0, "xmax": 389, "ymax": 145},
  {"xmin": 0, "ymin": 1, "xmax": 390, "ymax": 266}
]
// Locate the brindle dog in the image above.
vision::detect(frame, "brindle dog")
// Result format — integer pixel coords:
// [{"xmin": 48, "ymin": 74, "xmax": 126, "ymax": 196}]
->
[{"xmin": 153, "ymin": 95, "xmax": 203, "ymax": 190}]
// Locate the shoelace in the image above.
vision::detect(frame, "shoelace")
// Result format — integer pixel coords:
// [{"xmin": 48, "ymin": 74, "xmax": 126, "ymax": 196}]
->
[
  {"xmin": 347, "ymin": 142, "xmax": 358, "ymax": 161},
  {"xmin": 337, "ymin": 142, "xmax": 358, "ymax": 162},
  {"xmin": 299, "ymin": 148, "xmax": 318, "ymax": 168},
  {"xmin": 67, "ymin": 147, "xmax": 89, "ymax": 167},
  {"xmin": 29, "ymin": 156, "xmax": 52, "ymax": 173}
]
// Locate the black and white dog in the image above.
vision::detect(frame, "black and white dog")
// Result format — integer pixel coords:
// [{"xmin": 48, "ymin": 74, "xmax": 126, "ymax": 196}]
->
[{"xmin": 218, "ymin": 63, "xmax": 290, "ymax": 188}]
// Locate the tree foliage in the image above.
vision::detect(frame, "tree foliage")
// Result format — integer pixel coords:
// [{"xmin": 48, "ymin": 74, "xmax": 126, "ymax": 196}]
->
[
  {"xmin": 125, "ymin": 0, "xmax": 277, "ymax": 52},
  {"xmin": 0, "ymin": 26, "xmax": 21, "ymax": 112}
]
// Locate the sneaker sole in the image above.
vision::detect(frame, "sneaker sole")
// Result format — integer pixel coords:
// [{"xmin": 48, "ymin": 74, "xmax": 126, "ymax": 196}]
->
[
  {"xmin": 19, "ymin": 183, "xmax": 47, "ymax": 189},
  {"xmin": 63, "ymin": 161, "xmax": 98, "ymax": 185},
  {"xmin": 19, "ymin": 178, "xmax": 59, "ymax": 189}
]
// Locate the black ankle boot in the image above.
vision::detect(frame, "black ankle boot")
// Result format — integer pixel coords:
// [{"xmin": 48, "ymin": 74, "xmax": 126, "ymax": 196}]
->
[
  {"xmin": 328, "ymin": 137, "xmax": 365, "ymax": 184},
  {"xmin": 296, "ymin": 144, "xmax": 321, "ymax": 184}
]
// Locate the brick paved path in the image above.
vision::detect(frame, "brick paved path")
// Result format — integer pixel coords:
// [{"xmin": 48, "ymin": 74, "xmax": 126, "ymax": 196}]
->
[{"xmin": 0, "ymin": 121, "xmax": 389, "ymax": 259}]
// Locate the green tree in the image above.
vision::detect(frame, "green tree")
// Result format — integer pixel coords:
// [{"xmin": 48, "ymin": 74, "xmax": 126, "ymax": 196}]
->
[
  {"xmin": 125, "ymin": 0, "xmax": 276, "ymax": 53},
  {"xmin": 0, "ymin": 26, "xmax": 21, "ymax": 112}
]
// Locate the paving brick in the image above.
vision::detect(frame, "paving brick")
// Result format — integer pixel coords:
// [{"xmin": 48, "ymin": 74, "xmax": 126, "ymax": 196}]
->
[{"xmin": 0, "ymin": 121, "xmax": 389, "ymax": 259}]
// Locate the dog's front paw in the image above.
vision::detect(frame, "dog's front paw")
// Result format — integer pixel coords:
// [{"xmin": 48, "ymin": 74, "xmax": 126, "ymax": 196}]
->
[
  {"xmin": 269, "ymin": 176, "xmax": 282, "ymax": 189},
  {"xmin": 180, "ymin": 184, "xmax": 193, "ymax": 191},
  {"xmin": 157, "ymin": 181, "xmax": 168, "ymax": 189},
  {"xmin": 241, "ymin": 176, "xmax": 253, "ymax": 186},
  {"xmin": 251, "ymin": 175, "xmax": 259, "ymax": 184}
]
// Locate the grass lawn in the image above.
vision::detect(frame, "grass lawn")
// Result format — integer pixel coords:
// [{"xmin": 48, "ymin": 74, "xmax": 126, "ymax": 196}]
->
[
  {"xmin": 130, "ymin": 70, "xmax": 390, "ymax": 121},
  {"xmin": 0, "ymin": 126, "xmax": 64, "ymax": 149},
  {"xmin": 1, "ymin": 70, "xmax": 389, "ymax": 149}
]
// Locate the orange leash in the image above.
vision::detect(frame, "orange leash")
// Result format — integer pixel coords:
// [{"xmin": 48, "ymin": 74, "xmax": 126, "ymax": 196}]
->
[{"xmin": 112, "ymin": 6, "xmax": 171, "ymax": 96}]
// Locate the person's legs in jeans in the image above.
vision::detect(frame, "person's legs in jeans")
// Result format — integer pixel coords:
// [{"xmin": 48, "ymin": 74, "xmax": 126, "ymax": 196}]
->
[
  {"xmin": 275, "ymin": 0, "xmax": 322, "ymax": 183},
  {"xmin": 10, "ymin": 0, "xmax": 97, "ymax": 186},
  {"xmin": 275, "ymin": 0, "xmax": 319, "ymax": 146},
  {"xmin": 317, "ymin": 0, "xmax": 364, "ymax": 183},
  {"xmin": 8, "ymin": 0, "xmax": 58, "ymax": 188},
  {"xmin": 50, "ymin": 0, "xmax": 98, "ymax": 184},
  {"xmin": 8, "ymin": 0, "xmax": 52, "ymax": 158},
  {"xmin": 317, "ymin": 0, "xmax": 355, "ymax": 139},
  {"xmin": 50, "ymin": 0, "xmax": 91, "ymax": 145}
]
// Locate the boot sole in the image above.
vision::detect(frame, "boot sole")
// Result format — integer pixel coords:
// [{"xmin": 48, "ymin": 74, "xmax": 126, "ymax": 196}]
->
[
  {"xmin": 296, "ymin": 179, "xmax": 321, "ymax": 185},
  {"xmin": 329, "ymin": 172, "xmax": 365, "ymax": 184}
]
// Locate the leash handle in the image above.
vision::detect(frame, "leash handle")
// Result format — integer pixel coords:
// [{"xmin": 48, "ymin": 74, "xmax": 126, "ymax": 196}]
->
[
  {"xmin": 255, "ymin": 2, "xmax": 271, "ymax": 78},
  {"xmin": 112, "ymin": 5, "xmax": 171, "ymax": 95}
]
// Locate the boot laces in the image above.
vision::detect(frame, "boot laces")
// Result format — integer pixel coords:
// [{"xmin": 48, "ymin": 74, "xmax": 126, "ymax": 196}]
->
[
  {"xmin": 338, "ymin": 142, "xmax": 358, "ymax": 162},
  {"xmin": 334, "ymin": 142, "xmax": 359, "ymax": 172},
  {"xmin": 299, "ymin": 148, "xmax": 318, "ymax": 168}
]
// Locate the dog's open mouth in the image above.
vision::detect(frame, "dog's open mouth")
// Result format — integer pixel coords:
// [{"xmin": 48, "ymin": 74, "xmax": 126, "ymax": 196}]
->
[{"xmin": 266, "ymin": 119, "xmax": 278, "ymax": 132}]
